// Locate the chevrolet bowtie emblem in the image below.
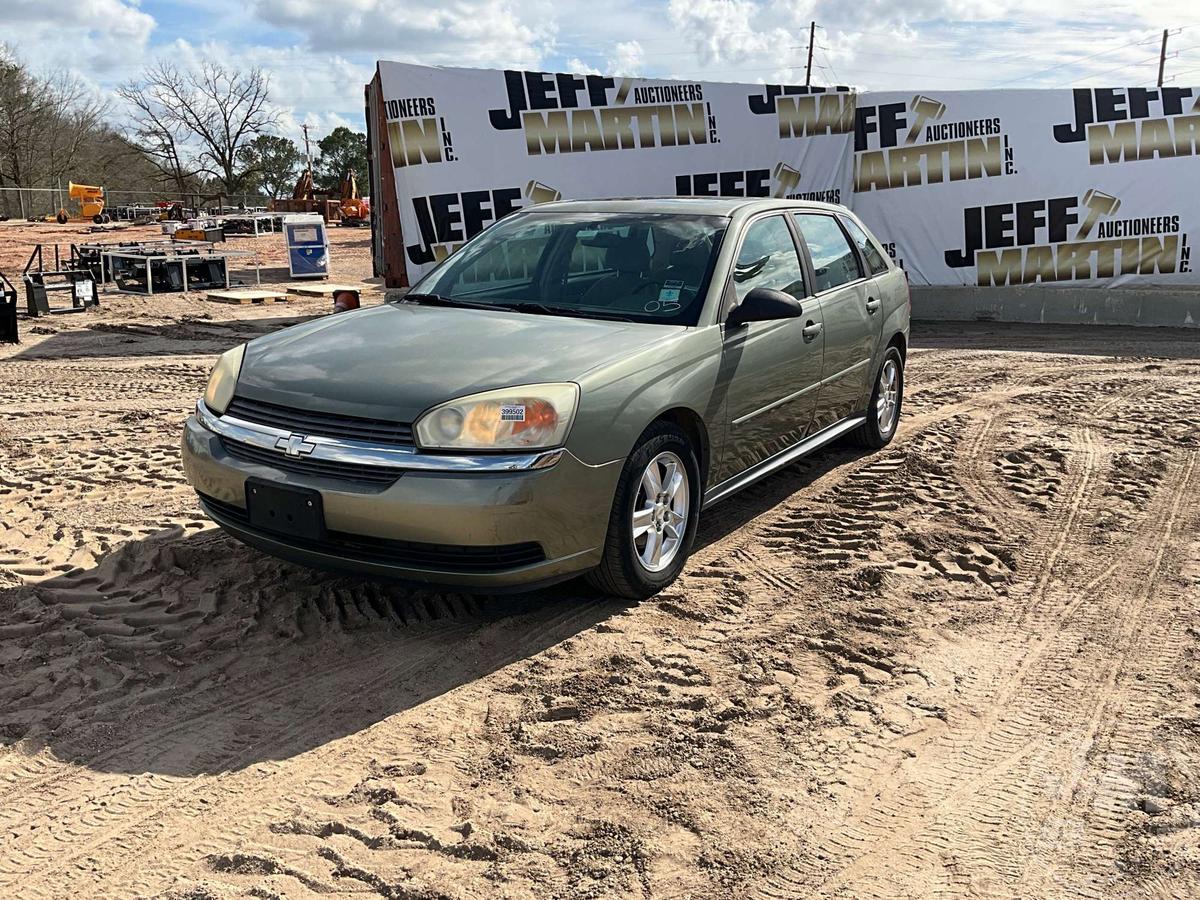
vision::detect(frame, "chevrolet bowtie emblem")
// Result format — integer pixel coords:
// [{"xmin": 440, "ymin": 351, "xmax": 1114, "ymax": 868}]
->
[{"xmin": 275, "ymin": 434, "xmax": 316, "ymax": 458}]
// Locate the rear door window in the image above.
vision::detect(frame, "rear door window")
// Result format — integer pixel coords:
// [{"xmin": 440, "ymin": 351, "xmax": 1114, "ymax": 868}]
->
[{"xmin": 793, "ymin": 213, "xmax": 863, "ymax": 293}]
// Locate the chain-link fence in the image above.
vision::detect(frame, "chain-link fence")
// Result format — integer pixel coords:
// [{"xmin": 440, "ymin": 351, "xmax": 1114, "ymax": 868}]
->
[
  {"xmin": 0, "ymin": 186, "xmax": 274, "ymax": 221},
  {"xmin": 0, "ymin": 186, "xmax": 62, "ymax": 220}
]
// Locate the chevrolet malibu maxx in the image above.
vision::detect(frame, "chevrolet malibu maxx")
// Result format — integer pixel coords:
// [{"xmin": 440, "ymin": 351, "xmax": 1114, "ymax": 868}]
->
[{"xmin": 183, "ymin": 198, "xmax": 909, "ymax": 598}]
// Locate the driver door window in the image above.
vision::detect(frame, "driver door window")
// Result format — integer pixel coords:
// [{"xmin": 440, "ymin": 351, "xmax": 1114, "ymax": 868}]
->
[{"xmin": 731, "ymin": 216, "xmax": 806, "ymax": 305}]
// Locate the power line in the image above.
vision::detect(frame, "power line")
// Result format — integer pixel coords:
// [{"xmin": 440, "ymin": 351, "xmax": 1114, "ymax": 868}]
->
[
  {"xmin": 990, "ymin": 30, "xmax": 1163, "ymax": 86},
  {"xmin": 1074, "ymin": 42, "xmax": 1198, "ymax": 83},
  {"xmin": 817, "ymin": 44, "xmax": 843, "ymax": 85},
  {"xmin": 1072, "ymin": 53, "xmax": 1173, "ymax": 83}
]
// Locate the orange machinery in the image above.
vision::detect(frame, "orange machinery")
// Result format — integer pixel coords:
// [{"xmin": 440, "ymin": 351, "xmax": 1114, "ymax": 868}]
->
[
  {"xmin": 338, "ymin": 171, "xmax": 370, "ymax": 227},
  {"xmin": 56, "ymin": 181, "xmax": 109, "ymax": 225}
]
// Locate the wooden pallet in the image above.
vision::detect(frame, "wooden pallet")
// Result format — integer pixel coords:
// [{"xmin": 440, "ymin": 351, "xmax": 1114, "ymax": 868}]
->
[
  {"xmin": 206, "ymin": 289, "xmax": 292, "ymax": 305},
  {"xmin": 286, "ymin": 283, "xmax": 362, "ymax": 298}
]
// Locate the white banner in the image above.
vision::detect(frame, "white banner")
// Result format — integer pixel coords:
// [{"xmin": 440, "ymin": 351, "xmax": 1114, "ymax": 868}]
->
[
  {"xmin": 851, "ymin": 88, "xmax": 1200, "ymax": 287},
  {"xmin": 374, "ymin": 63, "xmax": 1199, "ymax": 289},
  {"xmin": 375, "ymin": 61, "xmax": 855, "ymax": 281}
]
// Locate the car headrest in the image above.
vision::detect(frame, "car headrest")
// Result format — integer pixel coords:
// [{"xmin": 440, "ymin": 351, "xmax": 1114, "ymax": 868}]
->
[{"xmin": 605, "ymin": 239, "xmax": 649, "ymax": 273}]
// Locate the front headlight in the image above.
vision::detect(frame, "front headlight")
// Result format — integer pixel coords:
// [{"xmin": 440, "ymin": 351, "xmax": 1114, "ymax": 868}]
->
[
  {"xmin": 203, "ymin": 344, "xmax": 246, "ymax": 415},
  {"xmin": 414, "ymin": 383, "xmax": 579, "ymax": 451}
]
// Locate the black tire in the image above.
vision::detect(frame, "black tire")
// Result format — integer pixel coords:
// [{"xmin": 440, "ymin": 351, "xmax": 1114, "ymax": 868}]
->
[
  {"xmin": 586, "ymin": 421, "xmax": 702, "ymax": 599},
  {"xmin": 848, "ymin": 345, "xmax": 904, "ymax": 449}
]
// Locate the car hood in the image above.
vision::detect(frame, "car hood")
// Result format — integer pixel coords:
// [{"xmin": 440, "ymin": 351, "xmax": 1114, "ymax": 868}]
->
[{"xmin": 234, "ymin": 302, "xmax": 682, "ymax": 423}]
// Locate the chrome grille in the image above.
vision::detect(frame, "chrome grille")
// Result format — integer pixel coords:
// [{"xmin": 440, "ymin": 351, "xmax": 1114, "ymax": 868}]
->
[
  {"xmin": 225, "ymin": 395, "xmax": 414, "ymax": 447},
  {"xmin": 220, "ymin": 437, "xmax": 403, "ymax": 486}
]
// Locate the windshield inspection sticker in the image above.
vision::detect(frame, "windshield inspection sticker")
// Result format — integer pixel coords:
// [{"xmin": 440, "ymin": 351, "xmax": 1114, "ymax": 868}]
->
[
  {"xmin": 659, "ymin": 281, "xmax": 683, "ymax": 303},
  {"xmin": 500, "ymin": 404, "xmax": 526, "ymax": 422},
  {"xmin": 645, "ymin": 281, "xmax": 683, "ymax": 313}
]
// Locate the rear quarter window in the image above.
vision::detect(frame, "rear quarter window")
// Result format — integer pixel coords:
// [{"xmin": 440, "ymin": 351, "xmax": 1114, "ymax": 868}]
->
[{"xmin": 841, "ymin": 217, "xmax": 891, "ymax": 276}]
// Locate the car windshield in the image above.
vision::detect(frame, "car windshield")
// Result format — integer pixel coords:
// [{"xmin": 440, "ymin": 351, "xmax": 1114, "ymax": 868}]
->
[{"xmin": 408, "ymin": 211, "xmax": 728, "ymax": 326}]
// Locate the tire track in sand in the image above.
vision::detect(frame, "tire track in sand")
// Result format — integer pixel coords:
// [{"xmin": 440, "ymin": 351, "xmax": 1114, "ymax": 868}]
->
[{"xmin": 754, "ymin": 439, "xmax": 1197, "ymax": 899}]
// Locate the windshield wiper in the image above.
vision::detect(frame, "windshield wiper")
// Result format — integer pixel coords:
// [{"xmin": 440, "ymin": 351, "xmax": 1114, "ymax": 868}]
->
[
  {"xmin": 399, "ymin": 292, "xmax": 498, "ymax": 311},
  {"xmin": 497, "ymin": 301, "xmax": 574, "ymax": 316},
  {"xmin": 498, "ymin": 302, "xmax": 638, "ymax": 323},
  {"xmin": 402, "ymin": 295, "xmax": 638, "ymax": 323}
]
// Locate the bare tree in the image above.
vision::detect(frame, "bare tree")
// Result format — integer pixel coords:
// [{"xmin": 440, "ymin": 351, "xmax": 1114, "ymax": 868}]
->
[
  {"xmin": 117, "ymin": 69, "xmax": 199, "ymax": 196},
  {"xmin": 119, "ymin": 62, "xmax": 274, "ymax": 197},
  {"xmin": 0, "ymin": 48, "xmax": 39, "ymax": 214},
  {"xmin": 0, "ymin": 45, "xmax": 108, "ymax": 217},
  {"xmin": 39, "ymin": 70, "xmax": 107, "ymax": 184}
]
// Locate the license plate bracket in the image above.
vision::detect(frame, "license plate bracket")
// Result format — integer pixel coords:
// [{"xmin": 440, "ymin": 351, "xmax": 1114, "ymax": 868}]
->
[{"xmin": 245, "ymin": 478, "xmax": 324, "ymax": 541}]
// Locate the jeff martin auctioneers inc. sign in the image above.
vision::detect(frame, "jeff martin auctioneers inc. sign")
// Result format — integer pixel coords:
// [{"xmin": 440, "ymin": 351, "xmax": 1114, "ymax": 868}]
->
[{"xmin": 372, "ymin": 62, "xmax": 1200, "ymax": 290}]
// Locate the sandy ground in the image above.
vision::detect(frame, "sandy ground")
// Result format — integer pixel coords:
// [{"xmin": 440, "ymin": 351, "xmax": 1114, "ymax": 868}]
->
[{"xmin": 1, "ymin": 277, "xmax": 1198, "ymax": 899}]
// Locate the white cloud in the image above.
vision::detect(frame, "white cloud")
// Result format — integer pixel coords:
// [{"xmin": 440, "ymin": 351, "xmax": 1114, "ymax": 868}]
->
[
  {"xmin": 564, "ymin": 58, "xmax": 603, "ymax": 76},
  {"xmin": 609, "ymin": 40, "xmax": 644, "ymax": 76},
  {"xmin": 3, "ymin": 0, "xmax": 155, "ymax": 77},
  {"xmin": 666, "ymin": 0, "xmax": 796, "ymax": 66},
  {"xmin": 3, "ymin": 0, "xmax": 1199, "ymax": 138},
  {"xmin": 252, "ymin": 0, "xmax": 555, "ymax": 68},
  {"xmin": 654, "ymin": 0, "xmax": 1200, "ymax": 89}
]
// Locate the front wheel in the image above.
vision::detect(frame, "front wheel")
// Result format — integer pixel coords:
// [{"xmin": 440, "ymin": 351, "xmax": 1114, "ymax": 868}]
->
[
  {"xmin": 849, "ymin": 345, "xmax": 904, "ymax": 449},
  {"xmin": 586, "ymin": 421, "xmax": 701, "ymax": 599}
]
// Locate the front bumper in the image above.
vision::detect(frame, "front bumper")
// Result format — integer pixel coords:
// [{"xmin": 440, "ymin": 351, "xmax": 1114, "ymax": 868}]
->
[{"xmin": 182, "ymin": 410, "xmax": 622, "ymax": 590}]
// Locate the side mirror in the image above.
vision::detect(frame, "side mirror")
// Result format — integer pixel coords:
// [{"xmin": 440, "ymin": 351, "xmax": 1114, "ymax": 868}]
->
[{"xmin": 727, "ymin": 287, "xmax": 803, "ymax": 327}]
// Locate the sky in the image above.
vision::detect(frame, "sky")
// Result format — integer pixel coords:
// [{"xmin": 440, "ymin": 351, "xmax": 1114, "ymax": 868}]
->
[{"xmin": 6, "ymin": 0, "xmax": 1200, "ymax": 146}]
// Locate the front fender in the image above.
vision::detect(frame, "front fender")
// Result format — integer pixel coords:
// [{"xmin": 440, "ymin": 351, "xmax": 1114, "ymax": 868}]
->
[{"xmin": 566, "ymin": 328, "xmax": 726, "ymax": 468}]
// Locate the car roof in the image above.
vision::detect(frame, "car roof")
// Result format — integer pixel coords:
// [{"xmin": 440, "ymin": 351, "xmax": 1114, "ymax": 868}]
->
[{"xmin": 524, "ymin": 197, "xmax": 851, "ymax": 218}]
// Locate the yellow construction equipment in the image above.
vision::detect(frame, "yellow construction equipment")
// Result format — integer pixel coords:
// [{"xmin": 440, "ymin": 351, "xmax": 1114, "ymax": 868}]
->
[
  {"xmin": 338, "ymin": 171, "xmax": 370, "ymax": 227},
  {"xmin": 57, "ymin": 182, "xmax": 109, "ymax": 225}
]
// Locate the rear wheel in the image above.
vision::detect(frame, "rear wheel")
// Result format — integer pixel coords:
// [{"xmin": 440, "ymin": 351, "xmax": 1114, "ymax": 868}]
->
[
  {"xmin": 849, "ymin": 345, "xmax": 904, "ymax": 449},
  {"xmin": 586, "ymin": 421, "xmax": 701, "ymax": 599}
]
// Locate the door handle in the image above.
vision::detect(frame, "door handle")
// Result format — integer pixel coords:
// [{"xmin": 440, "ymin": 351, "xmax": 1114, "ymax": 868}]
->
[
  {"xmin": 802, "ymin": 321, "xmax": 823, "ymax": 343},
  {"xmin": 865, "ymin": 297, "xmax": 882, "ymax": 314}
]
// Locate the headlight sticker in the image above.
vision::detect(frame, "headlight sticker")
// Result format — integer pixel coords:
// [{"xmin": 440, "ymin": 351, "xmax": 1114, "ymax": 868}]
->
[{"xmin": 500, "ymin": 403, "xmax": 526, "ymax": 422}]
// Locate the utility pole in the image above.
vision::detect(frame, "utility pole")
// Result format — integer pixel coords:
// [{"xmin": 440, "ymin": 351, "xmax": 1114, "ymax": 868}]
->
[
  {"xmin": 805, "ymin": 21, "xmax": 816, "ymax": 87},
  {"xmin": 1157, "ymin": 29, "xmax": 1169, "ymax": 87},
  {"xmin": 301, "ymin": 123, "xmax": 313, "ymax": 177}
]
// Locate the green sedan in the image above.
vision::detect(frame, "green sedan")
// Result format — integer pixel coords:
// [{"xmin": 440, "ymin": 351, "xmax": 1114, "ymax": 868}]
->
[{"xmin": 183, "ymin": 198, "xmax": 909, "ymax": 598}]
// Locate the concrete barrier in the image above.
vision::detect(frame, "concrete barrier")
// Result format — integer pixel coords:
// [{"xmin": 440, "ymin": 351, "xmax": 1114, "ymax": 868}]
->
[{"xmin": 911, "ymin": 286, "xmax": 1200, "ymax": 329}]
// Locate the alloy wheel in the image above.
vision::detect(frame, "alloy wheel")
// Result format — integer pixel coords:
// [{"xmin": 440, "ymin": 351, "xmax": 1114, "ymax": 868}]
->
[
  {"xmin": 877, "ymin": 358, "xmax": 900, "ymax": 435},
  {"xmin": 632, "ymin": 450, "xmax": 689, "ymax": 573}
]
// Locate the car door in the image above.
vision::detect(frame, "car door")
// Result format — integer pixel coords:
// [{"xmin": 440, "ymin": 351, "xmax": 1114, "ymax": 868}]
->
[
  {"xmin": 840, "ymin": 212, "xmax": 901, "ymax": 328},
  {"xmin": 792, "ymin": 212, "xmax": 880, "ymax": 431},
  {"xmin": 716, "ymin": 214, "xmax": 825, "ymax": 483}
]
